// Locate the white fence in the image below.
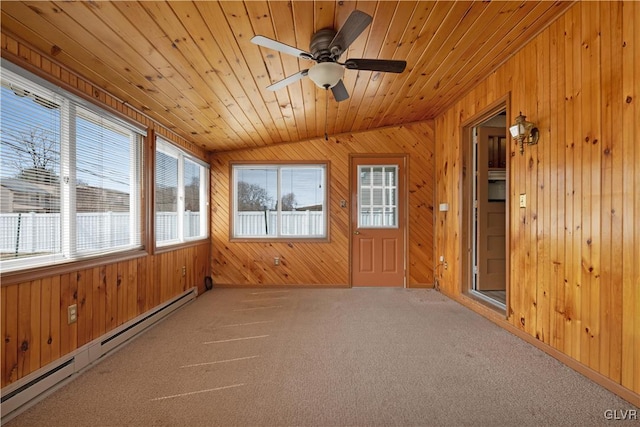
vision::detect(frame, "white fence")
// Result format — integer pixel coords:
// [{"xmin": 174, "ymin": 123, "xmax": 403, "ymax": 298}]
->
[
  {"xmin": 235, "ymin": 210, "xmax": 324, "ymax": 236},
  {"xmin": 0, "ymin": 212, "xmax": 136, "ymax": 254},
  {"xmin": 155, "ymin": 211, "xmax": 202, "ymax": 242},
  {"xmin": 1, "ymin": 210, "xmax": 326, "ymax": 254},
  {"xmin": 0, "ymin": 212, "xmax": 204, "ymax": 255},
  {"xmin": 0, "ymin": 209, "xmax": 397, "ymax": 254}
]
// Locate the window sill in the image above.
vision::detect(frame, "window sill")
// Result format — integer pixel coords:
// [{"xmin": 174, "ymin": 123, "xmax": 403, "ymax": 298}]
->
[
  {"xmin": 0, "ymin": 248, "xmax": 149, "ymax": 287},
  {"xmin": 154, "ymin": 238, "xmax": 211, "ymax": 254}
]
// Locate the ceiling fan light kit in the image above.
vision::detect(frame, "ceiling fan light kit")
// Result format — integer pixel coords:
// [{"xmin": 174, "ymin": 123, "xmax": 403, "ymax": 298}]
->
[{"xmin": 307, "ymin": 62, "xmax": 344, "ymax": 89}]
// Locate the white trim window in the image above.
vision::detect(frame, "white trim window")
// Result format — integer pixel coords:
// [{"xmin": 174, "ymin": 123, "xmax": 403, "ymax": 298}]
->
[
  {"xmin": 232, "ymin": 164, "xmax": 327, "ymax": 238},
  {"xmin": 0, "ymin": 62, "xmax": 144, "ymax": 272},
  {"xmin": 155, "ymin": 138, "xmax": 209, "ymax": 246}
]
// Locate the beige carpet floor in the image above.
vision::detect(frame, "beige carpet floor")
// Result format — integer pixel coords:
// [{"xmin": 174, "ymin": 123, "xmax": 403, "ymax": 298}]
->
[{"xmin": 4, "ymin": 288, "xmax": 637, "ymax": 426}]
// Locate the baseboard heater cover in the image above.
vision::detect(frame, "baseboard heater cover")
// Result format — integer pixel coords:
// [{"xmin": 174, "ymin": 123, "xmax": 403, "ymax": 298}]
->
[{"xmin": 0, "ymin": 287, "xmax": 196, "ymax": 424}]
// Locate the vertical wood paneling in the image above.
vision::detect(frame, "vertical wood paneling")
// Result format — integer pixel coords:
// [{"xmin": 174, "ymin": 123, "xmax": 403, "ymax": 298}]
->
[
  {"xmin": 435, "ymin": 1, "xmax": 640, "ymax": 396},
  {"xmin": 59, "ymin": 272, "xmax": 77, "ymax": 358},
  {"xmin": 524, "ymin": 34, "xmax": 538, "ymax": 339},
  {"xmin": 116, "ymin": 262, "xmax": 127, "ymax": 327},
  {"xmin": 93, "ymin": 266, "xmax": 106, "ymax": 339},
  {"xmin": 550, "ymin": 15, "xmax": 567, "ymax": 352},
  {"xmin": 567, "ymin": 2, "xmax": 583, "ymax": 361},
  {"xmin": 105, "ymin": 263, "xmax": 117, "ymax": 332},
  {"xmin": 633, "ymin": 2, "xmax": 640, "ymax": 394},
  {"xmin": 49, "ymin": 275, "xmax": 61, "ymax": 362},
  {"xmin": 77, "ymin": 268, "xmax": 92, "ymax": 347},
  {"xmin": 0, "ymin": 286, "xmax": 6, "ymax": 387},
  {"xmin": 609, "ymin": 0, "xmax": 624, "ymax": 368},
  {"xmin": 3, "ymin": 285, "xmax": 18, "ymax": 386},
  {"xmin": 137, "ymin": 256, "xmax": 148, "ymax": 314},
  {"xmin": 17, "ymin": 282, "xmax": 31, "ymax": 378},
  {"xmin": 581, "ymin": 2, "xmax": 602, "ymax": 372},
  {"xmin": 537, "ymin": 26, "xmax": 551, "ymax": 345},
  {"xmin": 28, "ymin": 280, "xmax": 41, "ymax": 371},
  {"xmin": 599, "ymin": 2, "xmax": 613, "ymax": 380},
  {"xmin": 620, "ymin": 0, "xmax": 637, "ymax": 392},
  {"xmin": 0, "ymin": 243, "xmax": 209, "ymax": 388},
  {"xmin": 38, "ymin": 277, "xmax": 52, "ymax": 367}
]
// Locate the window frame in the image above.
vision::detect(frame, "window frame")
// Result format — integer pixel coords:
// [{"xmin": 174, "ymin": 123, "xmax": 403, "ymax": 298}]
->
[
  {"xmin": 230, "ymin": 162, "xmax": 329, "ymax": 242},
  {"xmin": 154, "ymin": 137, "xmax": 209, "ymax": 249},
  {"xmin": 0, "ymin": 61, "xmax": 146, "ymax": 275},
  {"xmin": 356, "ymin": 164, "xmax": 399, "ymax": 229}
]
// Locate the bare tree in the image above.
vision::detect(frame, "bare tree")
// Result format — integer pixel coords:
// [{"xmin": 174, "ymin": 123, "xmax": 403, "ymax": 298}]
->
[
  {"xmin": 280, "ymin": 192, "xmax": 297, "ymax": 211},
  {"xmin": 7, "ymin": 127, "xmax": 59, "ymax": 183},
  {"xmin": 237, "ymin": 181, "xmax": 272, "ymax": 211},
  {"xmin": 184, "ymin": 175, "xmax": 200, "ymax": 211}
]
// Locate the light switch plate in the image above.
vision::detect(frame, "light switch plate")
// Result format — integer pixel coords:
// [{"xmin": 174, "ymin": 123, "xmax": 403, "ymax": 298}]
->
[{"xmin": 519, "ymin": 194, "xmax": 526, "ymax": 208}]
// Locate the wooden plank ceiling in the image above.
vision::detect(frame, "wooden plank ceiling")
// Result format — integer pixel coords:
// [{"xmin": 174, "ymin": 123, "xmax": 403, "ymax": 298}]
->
[{"xmin": 1, "ymin": 1, "xmax": 573, "ymax": 152}]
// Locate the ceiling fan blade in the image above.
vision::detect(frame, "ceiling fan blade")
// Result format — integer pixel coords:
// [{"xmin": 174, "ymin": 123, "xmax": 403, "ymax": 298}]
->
[
  {"xmin": 328, "ymin": 10, "xmax": 373, "ymax": 57},
  {"xmin": 266, "ymin": 69, "xmax": 309, "ymax": 91},
  {"xmin": 251, "ymin": 35, "xmax": 314, "ymax": 60},
  {"xmin": 331, "ymin": 80, "xmax": 349, "ymax": 102},
  {"xmin": 344, "ymin": 59, "xmax": 407, "ymax": 73}
]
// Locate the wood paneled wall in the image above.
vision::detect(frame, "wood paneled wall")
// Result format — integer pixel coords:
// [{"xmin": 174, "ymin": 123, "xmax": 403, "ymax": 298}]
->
[
  {"xmin": 435, "ymin": 1, "xmax": 639, "ymax": 397},
  {"xmin": 210, "ymin": 122, "xmax": 435, "ymax": 288},
  {"xmin": 1, "ymin": 35, "xmax": 211, "ymax": 389},
  {"xmin": 1, "ymin": 244, "xmax": 209, "ymax": 388}
]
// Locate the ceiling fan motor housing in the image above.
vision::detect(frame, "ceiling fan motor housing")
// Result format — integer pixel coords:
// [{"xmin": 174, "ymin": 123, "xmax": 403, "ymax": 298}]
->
[{"xmin": 310, "ymin": 28, "xmax": 339, "ymax": 62}]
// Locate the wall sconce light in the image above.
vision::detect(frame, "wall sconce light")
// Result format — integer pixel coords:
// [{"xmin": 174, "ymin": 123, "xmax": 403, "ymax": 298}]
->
[{"xmin": 509, "ymin": 111, "xmax": 539, "ymax": 155}]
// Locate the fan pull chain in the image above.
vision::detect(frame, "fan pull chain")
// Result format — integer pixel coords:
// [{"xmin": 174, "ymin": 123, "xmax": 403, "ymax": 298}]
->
[{"xmin": 324, "ymin": 87, "xmax": 329, "ymax": 141}]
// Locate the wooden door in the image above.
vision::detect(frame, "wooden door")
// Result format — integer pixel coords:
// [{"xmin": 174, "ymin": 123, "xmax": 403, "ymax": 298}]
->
[
  {"xmin": 351, "ymin": 156, "xmax": 405, "ymax": 287},
  {"xmin": 477, "ymin": 127, "xmax": 506, "ymax": 291}
]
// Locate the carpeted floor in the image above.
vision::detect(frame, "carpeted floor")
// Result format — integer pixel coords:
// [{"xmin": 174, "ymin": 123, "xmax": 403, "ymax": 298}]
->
[{"xmin": 4, "ymin": 288, "xmax": 637, "ymax": 426}]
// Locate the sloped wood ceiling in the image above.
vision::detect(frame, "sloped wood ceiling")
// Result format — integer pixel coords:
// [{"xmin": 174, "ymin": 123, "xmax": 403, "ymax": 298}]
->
[{"xmin": 1, "ymin": 1, "xmax": 572, "ymax": 152}]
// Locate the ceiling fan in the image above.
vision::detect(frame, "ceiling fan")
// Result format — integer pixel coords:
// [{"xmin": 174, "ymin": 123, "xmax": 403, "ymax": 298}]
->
[{"xmin": 251, "ymin": 10, "xmax": 407, "ymax": 102}]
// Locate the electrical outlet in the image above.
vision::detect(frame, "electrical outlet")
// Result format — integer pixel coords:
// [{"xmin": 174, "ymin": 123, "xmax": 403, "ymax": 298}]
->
[
  {"xmin": 519, "ymin": 194, "xmax": 527, "ymax": 208},
  {"xmin": 181, "ymin": 266, "xmax": 186, "ymax": 277},
  {"xmin": 439, "ymin": 255, "xmax": 445, "ymax": 262},
  {"xmin": 68, "ymin": 304, "xmax": 77, "ymax": 324},
  {"xmin": 274, "ymin": 257, "xmax": 280, "ymax": 266}
]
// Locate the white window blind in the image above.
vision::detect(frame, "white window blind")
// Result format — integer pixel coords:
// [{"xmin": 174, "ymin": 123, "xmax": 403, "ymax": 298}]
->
[
  {"xmin": 0, "ymin": 63, "xmax": 144, "ymax": 272},
  {"xmin": 155, "ymin": 138, "xmax": 208, "ymax": 246}
]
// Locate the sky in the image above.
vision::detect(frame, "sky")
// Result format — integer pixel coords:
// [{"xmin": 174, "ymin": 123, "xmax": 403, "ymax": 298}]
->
[
  {"xmin": 1, "ymin": 84, "xmax": 132, "ymax": 193},
  {"xmin": 235, "ymin": 166, "xmax": 325, "ymax": 209}
]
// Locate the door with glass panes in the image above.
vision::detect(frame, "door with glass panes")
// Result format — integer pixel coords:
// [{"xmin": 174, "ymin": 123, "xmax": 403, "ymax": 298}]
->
[{"xmin": 351, "ymin": 156, "xmax": 405, "ymax": 287}]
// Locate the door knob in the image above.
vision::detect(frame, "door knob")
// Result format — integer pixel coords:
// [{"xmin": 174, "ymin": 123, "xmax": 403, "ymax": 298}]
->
[{"xmin": 354, "ymin": 230, "xmax": 360, "ymax": 235}]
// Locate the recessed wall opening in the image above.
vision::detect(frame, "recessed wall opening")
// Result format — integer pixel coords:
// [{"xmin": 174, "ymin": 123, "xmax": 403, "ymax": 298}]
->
[{"xmin": 461, "ymin": 104, "xmax": 508, "ymax": 313}]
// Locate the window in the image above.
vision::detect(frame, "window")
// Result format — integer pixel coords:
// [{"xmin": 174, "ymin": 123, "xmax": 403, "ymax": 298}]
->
[
  {"xmin": 358, "ymin": 165, "xmax": 398, "ymax": 227},
  {"xmin": 155, "ymin": 138, "xmax": 208, "ymax": 246},
  {"xmin": 232, "ymin": 164, "xmax": 327, "ymax": 238},
  {"xmin": 0, "ymin": 63, "xmax": 144, "ymax": 272}
]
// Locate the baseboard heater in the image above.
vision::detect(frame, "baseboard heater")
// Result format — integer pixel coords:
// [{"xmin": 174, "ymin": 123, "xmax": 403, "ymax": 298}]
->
[{"xmin": 0, "ymin": 287, "xmax": 197, "ymax": 424}]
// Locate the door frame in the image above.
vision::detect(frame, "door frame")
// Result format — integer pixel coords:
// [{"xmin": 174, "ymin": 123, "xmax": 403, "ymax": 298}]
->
[
  {"xmin": 349, "ymin": 153, "xmax": 408, "ymax": 287},
  {"xmin": 460, "ymin": 95, "xmax": 511, "ymax": 316}
]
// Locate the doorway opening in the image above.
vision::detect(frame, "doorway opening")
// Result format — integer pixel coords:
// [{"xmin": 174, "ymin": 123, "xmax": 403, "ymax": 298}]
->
[{"xmin": 462, "ymin": 105, "xmax": 509, "ymax": 312}]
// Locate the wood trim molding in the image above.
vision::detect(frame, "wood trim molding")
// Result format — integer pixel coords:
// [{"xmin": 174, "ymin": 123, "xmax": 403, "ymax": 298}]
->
[
  {"xmin": 154, "ymin": 238, "xmax": 211, "ymax": 255},
  {"xmin": 0, "ymin": 248, "xmax": 149, "ymax": 287}
]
